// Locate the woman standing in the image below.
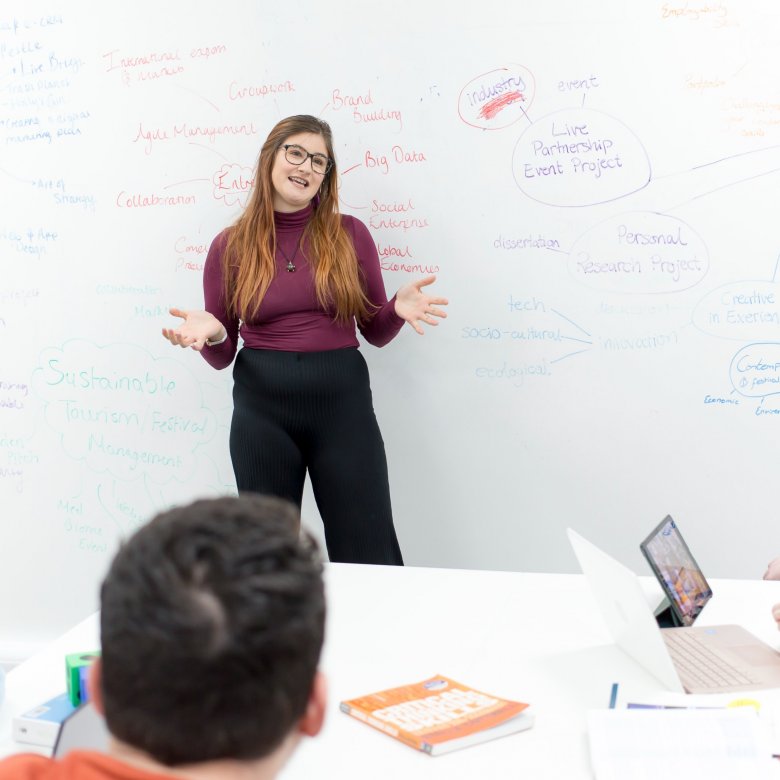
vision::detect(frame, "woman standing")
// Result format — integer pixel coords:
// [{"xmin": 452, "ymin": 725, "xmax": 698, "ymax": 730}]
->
[{"xmin": 162, "ymin": 115, "xmax": 447, "ymax": 565}]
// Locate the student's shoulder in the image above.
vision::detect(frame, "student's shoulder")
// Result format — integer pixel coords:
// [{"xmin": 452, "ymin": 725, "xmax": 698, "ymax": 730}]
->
[
  {"xmin": 0, "ymin": 751, "xmax": 167, "ymax": 780},
  {"xmin": 0, "ymin": 753, "xmax": 56, "ymax": 779}
]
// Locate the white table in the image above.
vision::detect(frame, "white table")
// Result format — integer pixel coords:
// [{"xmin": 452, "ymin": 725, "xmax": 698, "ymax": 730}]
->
[{"xmin": 3, "ymin": 564, "xmax": 780, "ymax": 778}]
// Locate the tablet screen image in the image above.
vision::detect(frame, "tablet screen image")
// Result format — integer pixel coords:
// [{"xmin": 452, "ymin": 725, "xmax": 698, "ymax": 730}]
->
[{"xmin": 640, "ymin": 516, "xmax": 712, "ymax": 627}]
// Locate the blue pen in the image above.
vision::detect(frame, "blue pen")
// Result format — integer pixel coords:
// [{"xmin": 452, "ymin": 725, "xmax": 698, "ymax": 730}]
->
[{"xmin": 608, "ymin": 682, "xmax": 618, "ymax": 709}]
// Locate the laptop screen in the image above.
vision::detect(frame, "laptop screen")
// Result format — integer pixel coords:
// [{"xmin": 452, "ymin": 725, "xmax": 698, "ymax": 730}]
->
[{"xmin": 640, "ymin": 516, "xmax": 712, "ymax": 627}]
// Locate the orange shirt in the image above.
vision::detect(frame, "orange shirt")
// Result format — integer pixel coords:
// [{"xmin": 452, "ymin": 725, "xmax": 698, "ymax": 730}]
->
[{"xmin": 0, "ymin": 751, "xmax": 176, "ymax": 780}]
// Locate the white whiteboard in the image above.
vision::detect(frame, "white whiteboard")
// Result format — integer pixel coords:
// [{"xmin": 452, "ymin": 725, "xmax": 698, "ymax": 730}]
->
[{"xmin": 3, "ymin": 0, "xmax": 780, "ymax": 658}]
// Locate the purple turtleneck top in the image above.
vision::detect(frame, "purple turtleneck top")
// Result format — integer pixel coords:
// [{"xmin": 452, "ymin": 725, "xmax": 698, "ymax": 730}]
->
[{"xmin": 200, "ymin": 205, "xmax": 405, "ymax": 370}]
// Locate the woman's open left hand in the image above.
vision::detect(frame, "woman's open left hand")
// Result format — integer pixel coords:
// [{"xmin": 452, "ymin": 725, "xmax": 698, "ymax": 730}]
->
[{"xmin": 394, "ymin": 276, "xmax": 448, "ymax": 335}]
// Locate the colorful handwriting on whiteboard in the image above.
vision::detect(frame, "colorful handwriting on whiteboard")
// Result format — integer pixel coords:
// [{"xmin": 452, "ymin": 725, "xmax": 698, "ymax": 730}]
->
[{"xmin": 458, "ymin": 66, "xmax": 536, "ymax": 130}]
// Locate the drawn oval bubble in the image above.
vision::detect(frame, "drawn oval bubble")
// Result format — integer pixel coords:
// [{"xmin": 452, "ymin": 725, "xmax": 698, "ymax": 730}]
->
[
  {"xmin": 457, "ymin": 65, "xmax": 536, "ymax": 130},
  {"xmin": 568, "ymin": 211, "xmax": 708, "ymax": 294},
  {"xmin": 693, "ymin": 280, "xmax": 780, "ymax": 341},
  {"xmin": 513, "ymin": 108, "xmax": 651, "ymax": 207},
  {"xmin": 729, "ymin": 343, "xmax": 780, "ymax": 398}
]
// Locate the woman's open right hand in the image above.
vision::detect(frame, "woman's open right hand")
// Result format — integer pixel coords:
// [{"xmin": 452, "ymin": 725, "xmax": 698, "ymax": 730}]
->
[{"xmin": 161, "ymin": 308, "xmax": 224, "ymax": 351}]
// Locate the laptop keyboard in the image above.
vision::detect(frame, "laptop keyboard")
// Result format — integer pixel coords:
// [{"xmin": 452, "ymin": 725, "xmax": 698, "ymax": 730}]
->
[{"xmin": 663, "ymin": 630, "xmax": 758, "ymax": 689}]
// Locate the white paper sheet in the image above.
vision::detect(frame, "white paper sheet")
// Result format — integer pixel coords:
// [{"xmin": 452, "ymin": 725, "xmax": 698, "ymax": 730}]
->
[{"xmin": 587, "ymin": 708, "xmax": 778, "ymax": 780}]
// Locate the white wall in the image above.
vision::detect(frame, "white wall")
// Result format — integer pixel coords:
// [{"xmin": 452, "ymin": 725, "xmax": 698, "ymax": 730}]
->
[{"xmin": 3, "ymin": 0, "xmax": 780, "ymax": 653}]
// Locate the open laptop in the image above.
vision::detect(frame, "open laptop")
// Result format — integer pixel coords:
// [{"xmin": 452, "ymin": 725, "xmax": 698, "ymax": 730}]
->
[
  {"xmin": 51, "ymin": 702, "xmax": 109, "ymax": 757},
  {"xmin": 568, "ymin": 524, "xmax": 780, "ymax": 694}
]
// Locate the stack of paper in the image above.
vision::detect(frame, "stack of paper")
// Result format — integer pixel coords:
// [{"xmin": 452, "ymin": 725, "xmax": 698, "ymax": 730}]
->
[{"xmin": 588, "ymin": 708, "xmax": 777, "ymax": 780}]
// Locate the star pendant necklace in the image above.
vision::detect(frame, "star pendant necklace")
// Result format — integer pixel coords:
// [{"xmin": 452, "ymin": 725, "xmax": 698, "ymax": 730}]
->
[{"xmin": 278, "ymin": 235, "xmax": 303, "ymax": 273}]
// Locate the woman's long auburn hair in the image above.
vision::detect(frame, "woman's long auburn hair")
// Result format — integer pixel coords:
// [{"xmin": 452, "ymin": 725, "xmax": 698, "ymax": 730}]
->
[{"xmin": 223, "ymin": 115, "xmax": 372, "ymax": 324}]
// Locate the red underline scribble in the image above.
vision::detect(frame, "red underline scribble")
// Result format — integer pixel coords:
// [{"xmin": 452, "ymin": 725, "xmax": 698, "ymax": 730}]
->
[{"xmin": 479, "ymin": 91, "xmax": 524, "ymax": 120}]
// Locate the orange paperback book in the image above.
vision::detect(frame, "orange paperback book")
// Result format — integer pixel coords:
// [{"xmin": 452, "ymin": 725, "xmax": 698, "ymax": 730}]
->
[{"xmin": 339, "ymin": 675, "xmax": 533, "ymax": 755}]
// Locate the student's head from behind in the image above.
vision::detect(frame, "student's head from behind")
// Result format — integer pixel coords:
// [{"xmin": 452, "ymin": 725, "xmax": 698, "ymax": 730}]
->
[{"xmin": 95, "ymin": 494, "xmax": 326, "ymax": 767}]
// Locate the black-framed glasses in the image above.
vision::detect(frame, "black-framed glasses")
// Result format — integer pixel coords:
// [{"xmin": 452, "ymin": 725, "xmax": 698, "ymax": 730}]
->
[{"xmin": 280, "ymin": 144, "xmax": 333, "ymax": 175}]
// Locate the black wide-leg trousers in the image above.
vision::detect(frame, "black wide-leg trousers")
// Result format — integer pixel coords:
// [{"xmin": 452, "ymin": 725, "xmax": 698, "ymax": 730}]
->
[{"xmin": 230, "ymin": 346, "xmax": 404, "ymax": 565}]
